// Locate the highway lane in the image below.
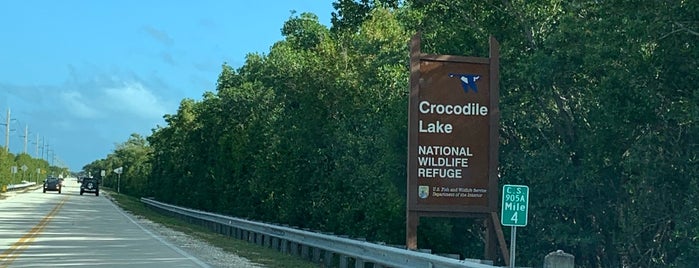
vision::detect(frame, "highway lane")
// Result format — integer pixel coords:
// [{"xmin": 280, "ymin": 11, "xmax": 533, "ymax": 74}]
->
[{"xmin": 0, "ymin": 179, "xmax": 210, "ymax": 268}]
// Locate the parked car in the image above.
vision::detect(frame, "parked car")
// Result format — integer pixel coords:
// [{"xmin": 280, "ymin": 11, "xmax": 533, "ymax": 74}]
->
[
  {"xmin": 80, "ymin": 177, "xmax": 99, "ymax": 196},
  {"xmin": 43, "ymin": 177, "xmax": 62, "ymax": 194}
]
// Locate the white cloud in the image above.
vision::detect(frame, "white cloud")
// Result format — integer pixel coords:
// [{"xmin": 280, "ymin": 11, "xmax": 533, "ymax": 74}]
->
[
  {"xmin": 102, "ymin": 82, "xmax": 168, "ymax": 119},
  {"xmin": 2, "ymin": 70, "xmax": 178, "ymax": 171},
  {"xmin": 57, "ymin": 82, "xmax": 168, "ymax": 121},
  {"xmin": 60, "ymin": 90, "xmax": 101, "ymax": 118}
]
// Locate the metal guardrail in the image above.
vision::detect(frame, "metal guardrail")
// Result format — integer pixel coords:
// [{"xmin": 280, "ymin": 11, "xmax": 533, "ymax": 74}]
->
[
  {"xmin": 6, "ymin": 182, "xmax": 37, "ymax": 191},
  {"xmin": 141, "ymin": 197, "xmax": 495, "ymax": 268}
]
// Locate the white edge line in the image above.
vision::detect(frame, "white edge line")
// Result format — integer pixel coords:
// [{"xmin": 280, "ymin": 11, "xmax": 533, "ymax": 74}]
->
[{"xmin": 105, "ymin": 193, "xmax": 211, "ymax": 268}]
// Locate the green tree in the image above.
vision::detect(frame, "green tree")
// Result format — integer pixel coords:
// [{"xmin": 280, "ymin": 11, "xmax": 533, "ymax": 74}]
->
[
  {"xmin": 111, "ymin": 134, "xmax": 151, "ymax": 197},
  {"xmin": 330, "ymin": 0, "xmax": 400, "ymax": 33},
  {"xmin": 14, "ymin": 153, "xmax": 33, "ymax": 183},
  {"xmin": 402, "ymin": 0, "xmax": 698, "ymax": 265},
  {"xmin": 148, "ymin": 99, "xmax": 199, "ymax": 205},
  {"xmin": 89, "ymin": 2, "xmax": 698, "ymax": 266},
  {"xmin": 83, "ymin": 134, "xmax": 151, "ymax": 197},
  {"xmin": 0, "ymin": 150, "xmax": 14, "ymax": 187}
]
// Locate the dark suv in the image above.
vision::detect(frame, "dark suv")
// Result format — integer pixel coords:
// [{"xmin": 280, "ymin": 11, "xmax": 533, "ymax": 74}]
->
[
  {"xmin": 43, "ymin": 177, "xmax": 62, "ymax": 194},
  {"xmin": 80, "ymin": 177, "xmax": 99, "ymax": 196}
]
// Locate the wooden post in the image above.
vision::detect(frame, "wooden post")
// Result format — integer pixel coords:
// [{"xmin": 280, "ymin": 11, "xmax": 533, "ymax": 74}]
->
[
  {"xmin": 406, "ymin": 213, "xmax": 418, "ymax": 249},
  {"xmin": 491, "ymin": 212, "xmax": 510, "ymax": 266},
  {"xmin": 406, "ymin": 32, "xmax": 421, "ymax": 250}
]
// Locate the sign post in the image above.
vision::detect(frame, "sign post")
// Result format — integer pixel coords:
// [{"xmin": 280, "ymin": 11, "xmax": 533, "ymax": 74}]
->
[
  {"xmin": 501, "ymin": 184, "xmax": 529, "ymax": 268},
  {"xmin": 113, "ymin": 167, "xmax": 123, "ymax": 193},
  {"xmin": 11, "ymin": 166, "xmax": 17, "ymax": 183},
  {"xmin": 21, "ymin": 165, "xmax": 27, "ymax": 182}
]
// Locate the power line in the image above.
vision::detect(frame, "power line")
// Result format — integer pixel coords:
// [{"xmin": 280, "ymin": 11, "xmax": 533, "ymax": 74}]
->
[{"xmin": 2, "ymin": 106, "xmax": 61, "ymax": 168}]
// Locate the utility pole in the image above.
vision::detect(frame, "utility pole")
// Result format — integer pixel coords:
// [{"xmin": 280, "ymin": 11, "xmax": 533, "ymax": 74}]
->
[
  {"xmin": 41, "ymin": 137, "xmax": 45, "ymax": 159},
  {"xmin": 4, "ymin": 108, "xmax": 9, "ymax": 152},
  {"xmin": 45, "ymin": 142, "xmax": 50, "ymax": 162},
  {"xmin": 23, "ymin": 124, "xmax": 28, "ymax": 154},
  {"xmin": 34, "ymin": 133, "xmax": 40, "ymax": 157}
]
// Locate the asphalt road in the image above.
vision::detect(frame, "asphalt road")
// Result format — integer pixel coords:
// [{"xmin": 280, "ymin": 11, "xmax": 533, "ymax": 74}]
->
[{"xmin": 0, "ymin": 179, "xmax": 210, "ymax": 268}]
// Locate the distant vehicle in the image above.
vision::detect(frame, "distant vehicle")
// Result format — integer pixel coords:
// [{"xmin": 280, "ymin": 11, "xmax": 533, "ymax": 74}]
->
[
  {"xmin": 43, "ymin": 177, "xmax": 62, "ymax": 194},
  {"xmin": 80, "ymin": 177, "xmax": 99, "ymax": 196}
]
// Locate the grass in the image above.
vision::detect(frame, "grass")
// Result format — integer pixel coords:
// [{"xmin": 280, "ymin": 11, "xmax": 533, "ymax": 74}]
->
[{"xmin": 107, "ymin": 191, "xmax": 317, "ymax": 268}]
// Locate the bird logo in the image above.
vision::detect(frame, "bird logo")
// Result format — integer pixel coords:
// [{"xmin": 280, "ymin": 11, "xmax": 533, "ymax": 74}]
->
[{"xmin": 449, "ymin": 74, "xmax": 481, "ymax": 94}]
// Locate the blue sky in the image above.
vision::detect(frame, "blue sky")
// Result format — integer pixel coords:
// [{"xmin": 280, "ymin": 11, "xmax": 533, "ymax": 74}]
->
[{"xmin": 0, "ymin": 1, "xmax": 335, "ymax": 171}]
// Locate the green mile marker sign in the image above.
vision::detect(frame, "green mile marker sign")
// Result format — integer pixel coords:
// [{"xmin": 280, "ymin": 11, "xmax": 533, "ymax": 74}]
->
[{"xmin": 501, "ymin": 185, "xmax": 529, "ymax": 227}]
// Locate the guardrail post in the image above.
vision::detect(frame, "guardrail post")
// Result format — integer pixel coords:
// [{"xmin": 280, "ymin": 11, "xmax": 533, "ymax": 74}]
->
[
  {"xmin": 323, "ymin": 250, "xmax": 333, "ymax": 267},
  {"xmin": 354, "ymin": 257, "xmax": 365, "ymax": 268},
  {"xmin": 264, "ymin": 234, "xmax": 272, "ymax": 248},
  {"xmin": 290, "ymin": 242, "xmax": 299, "ymax": 256},
  {"xmin": 247, "ymin": 231, "xmax": 254, "ymax": 243},
  {"xmin": 312, "ymin": 247, "xmax": 321, "ymax": 263},
  {"xmin": 281, "ymin": 239, "xmax": 289, "ymax": 254},
  {"xmin": 544, "ymin": 250, "xmax": 574, "ymax": 268},
  {"xmin": 271, "ymin": 237, "xmax": 280, "ymax": 250},
  {"xmin": 300, "ymin": 244, "xmax": 310, "ymax": 260},
  {"xmin": 339, "ymin": 255, "xmax": 349, "ymax": 268}
]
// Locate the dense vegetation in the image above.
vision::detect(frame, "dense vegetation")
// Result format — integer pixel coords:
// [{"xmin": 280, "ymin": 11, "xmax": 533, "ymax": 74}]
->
[
  {"xmin": 84, "ymin": 1, "xmax": 698, "ymax": 267},
  {"xmin": 0, "ymin": 151, "xmax": 66, "ymax": 187}
]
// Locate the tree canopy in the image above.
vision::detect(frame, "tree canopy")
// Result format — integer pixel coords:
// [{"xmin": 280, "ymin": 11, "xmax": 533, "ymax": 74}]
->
[
  {"xmin": 0, "ymin": 149, "xmax": 61, "ymax": 188},
  {"xmin": 85, "ymin": 1, "xmax": 698, "ymax": 267}
]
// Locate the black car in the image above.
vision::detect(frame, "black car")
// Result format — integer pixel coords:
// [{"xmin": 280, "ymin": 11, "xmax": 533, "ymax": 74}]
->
[
  {"xmin": 80, "ymin": 178, "xmax": 99, "ymax": 196},
  {"xmin": 43, "ymin": 177, "xmax": 62, "ymax": 194}
]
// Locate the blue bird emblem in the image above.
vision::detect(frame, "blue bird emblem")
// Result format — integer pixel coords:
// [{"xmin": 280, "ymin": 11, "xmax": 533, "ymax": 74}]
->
[{"xmin": 449, "ymin": 74, "xmax": 481, "ymax": 93}]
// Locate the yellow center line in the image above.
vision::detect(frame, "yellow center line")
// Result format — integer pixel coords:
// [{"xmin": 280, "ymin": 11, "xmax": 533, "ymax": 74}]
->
[{"xmin": 0, "ymin": 196, "xmax": 69, "ymax": 267}]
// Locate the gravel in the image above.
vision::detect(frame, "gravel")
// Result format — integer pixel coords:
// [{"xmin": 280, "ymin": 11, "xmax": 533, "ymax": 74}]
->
[{"xmin": 127, "ymin": 213, "xmax": 265, "ymax": 268}]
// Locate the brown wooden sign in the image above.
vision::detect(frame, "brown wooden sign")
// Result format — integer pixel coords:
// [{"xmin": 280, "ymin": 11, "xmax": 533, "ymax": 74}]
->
[{"xmin": 406, "ymin": 33, "xmax": 500, "ymax": 250}]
